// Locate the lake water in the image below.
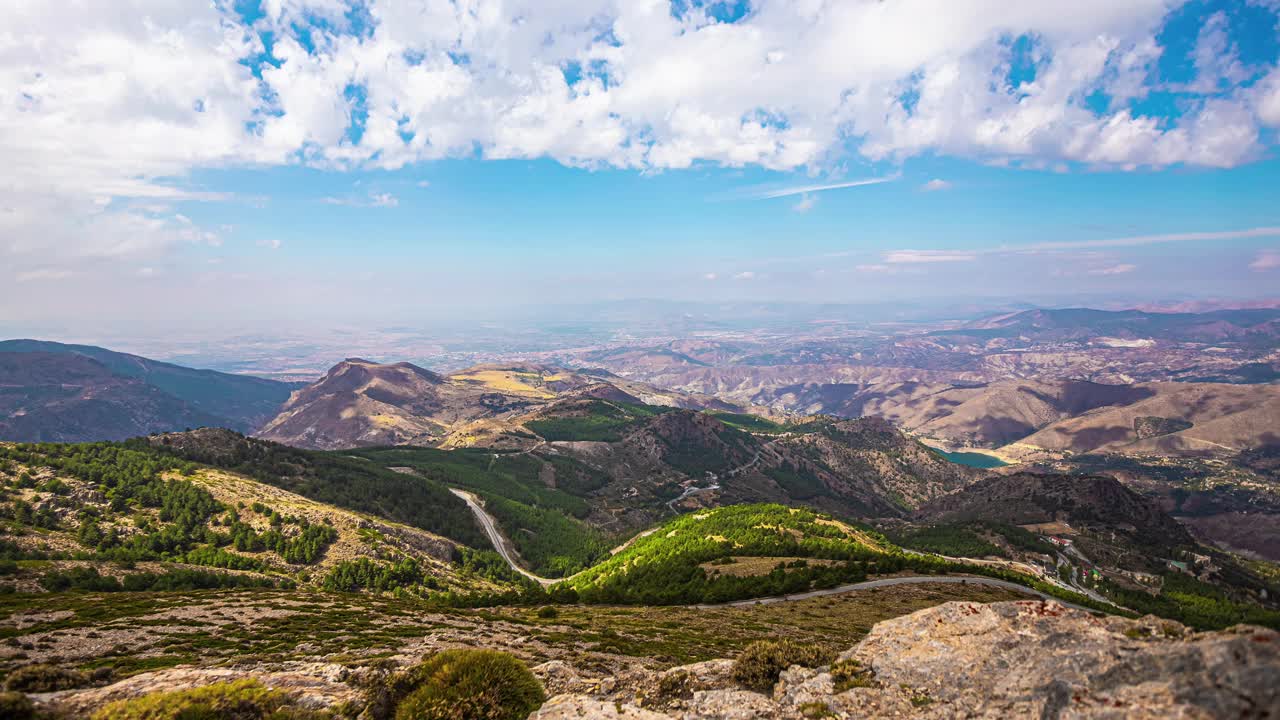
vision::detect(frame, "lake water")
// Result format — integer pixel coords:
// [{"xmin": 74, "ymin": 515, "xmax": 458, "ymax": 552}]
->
[{"xmin": 934, "ymin": 449, "xmax": 1009, "ymax": 469}]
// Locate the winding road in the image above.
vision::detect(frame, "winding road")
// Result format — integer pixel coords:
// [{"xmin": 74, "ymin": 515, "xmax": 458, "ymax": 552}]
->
[
  {"xmin": 451, "ymin": 486, "xmax": 1113, "ymax": 612},
  {"xmin": 450, "ymin": 488, "xmax": 561, "ymax": 586}
]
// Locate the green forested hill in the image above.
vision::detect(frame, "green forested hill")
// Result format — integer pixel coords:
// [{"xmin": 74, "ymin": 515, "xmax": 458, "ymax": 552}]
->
[
  {"xmin": 566, "ymin": 504, "xmax": 916, "ymax": 604},
  {"xmin": 141, "ymin": 429, "xmax": 488, "ymax": 548}
]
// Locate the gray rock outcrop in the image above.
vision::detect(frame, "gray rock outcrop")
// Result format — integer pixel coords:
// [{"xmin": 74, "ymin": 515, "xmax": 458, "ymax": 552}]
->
[{"xmin": 533, "ymin": 600, "xmax": 1280, "ymax": 719}]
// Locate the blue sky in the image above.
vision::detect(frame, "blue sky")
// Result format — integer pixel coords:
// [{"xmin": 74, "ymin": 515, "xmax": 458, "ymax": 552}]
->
[{"xmin": 3, "ymin": 0, "xmax": 1280, "ymax": 336}]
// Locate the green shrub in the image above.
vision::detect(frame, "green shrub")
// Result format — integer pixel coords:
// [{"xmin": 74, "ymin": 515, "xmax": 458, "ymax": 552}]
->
[
  {"xmin": 731, "ymin": 639, "xmax": 833, "ymax": 692},
  {"xmin": 89, "ymin": 679, "xmax": 307, "ymax": 719},
  {"xmin": 4, "ymin": 663, "xmax": 87, "ymax": 692},
  {"xmin": 391, "ymin": 649, "xmax": 545, "ymax": 720},
  {"xmin": 535, "ymin": 606, "xmax": 558, "ymax": 619},
  {"xmin": 0, "ymin": 691, "xmax": 35, "ymax": 720}
]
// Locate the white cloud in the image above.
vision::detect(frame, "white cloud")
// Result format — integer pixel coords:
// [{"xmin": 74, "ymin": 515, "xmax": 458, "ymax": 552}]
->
[
  {"xmin": 920, "ymin": 179, "xmax": 952, "ymax": 192},
  {"xmin": 866, "ymin": 226, "xmax": 1280, "ymax": 265},
  {"xmin": 257, "ymin": 239, "xmax": 283, "ymax": 250},
  {"xmin": 1015, "ymin": 226, "xmax": 1280, "ymax": 253},
  {"xmin": 855, "ymin": 264, "xmax": 891, "ymax": 273},
  {"xmin": 1088, "ymin": 263, "xmax": 1137, "ymax": 275},
  {"xmin": 703, "ymin": 272, "xmax": 719, "ymax": 280},
  {"xmin": 884, "ymin": 250, "xmax": 978, "ymax": 264},
  {"xmin": 1250, "ymin": 249, "xmax": 1280, "ymax": 271},
  {"xmin": 3, "ymin": 0, "xmax": 1280, "ymax": 274},
  {"xmin": 733, "ymin": 271, "xmax": 756, "ymax": 280},
  {"xmin": 792, "ymin": 193, "xmax": 817, "ymax": 213},
  {"xmin": 752, "ymin": 176, "xmax": 897, "ymax": 200},
  {"xmin": 1254, "ymin": 66, "xmax": 1280, "ymax": 127}
]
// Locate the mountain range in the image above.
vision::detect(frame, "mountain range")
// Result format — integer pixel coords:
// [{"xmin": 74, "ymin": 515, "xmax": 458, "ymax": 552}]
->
[
  {"xmin": 0, "ymin": 340, "xmax": 298, "ymax": 441},
  {"xmin": 3, "ymin": 329, "xmax": 1279, "ymax": 566},
  {"xmin": 753, "ymin": 378, "xmax": 1280, "ymax": 459}
]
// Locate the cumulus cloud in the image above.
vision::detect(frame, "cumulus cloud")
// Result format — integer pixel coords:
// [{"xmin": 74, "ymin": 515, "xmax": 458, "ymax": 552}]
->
[
  {"xmin": 733, "ymin": 271, "xmax": 757, "ymax": 280},
  {"xmin": 792, "ymin": 194, "xmax": 817, "ymax": 213},
  {"xmin": 4, "ymin": 0, "xmax": 1280, "ymax": 272},
  {"xmin": 920, "ymin": 179, "xmax": 953, "ymax": 192},
  {"xmin": 1251, "ymin": 249, "xmax": 1280, "ymax": 271}
]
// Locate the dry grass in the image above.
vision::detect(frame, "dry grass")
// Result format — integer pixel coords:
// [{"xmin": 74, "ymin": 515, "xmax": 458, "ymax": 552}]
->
[{"xmin": 183, "ymin": 469, "xmax": 482, "ymax": 590}]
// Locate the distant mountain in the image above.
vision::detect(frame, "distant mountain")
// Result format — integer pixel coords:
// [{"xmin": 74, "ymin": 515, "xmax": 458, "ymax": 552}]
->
[
  {"xmin": 746, "ymin": 378, "xmax": 1280, "ymax": 459},
  {"xmin": 0, "ymin": 339, "xmax": 297, "ymax": 441},
  {"xmin": 256, "ymin": 358, "xmax": 743, "ymax": 450},
  {"xmin": 951, "ymin": 307, "xmax": 1280, "ymax": 345},
  {"xmin": 569, "ymin": 307, "xmax": 1280, "ymax": 412},
  {"xmin": 1010, "ymin": 382, "xmax": 1280, "ymax": 457}
]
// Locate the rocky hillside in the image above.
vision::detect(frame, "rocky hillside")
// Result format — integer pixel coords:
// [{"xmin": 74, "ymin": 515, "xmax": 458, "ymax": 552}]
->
[
  {"xmin": 0, "ymin": 341, "xmax": 297, "ymax": 441},
  {"xmin": 534, "ymin": 600, "xmax": 1280, "ymax": 719},
  {"xmin": 909, "ymin": 471, "xmax": 1223, "ymax": 587},
  {"xmin": 255, "ymin": 359, "xmax": 453, "ymax": 449},
  {"xmin": 917, "ymin": 472, "xmax": 1194, "ymax": 552},
  {"xmin": 353, "ymin": 409, "xmax": 982, "ymax": 563},
  {"xmin": 782, "ymin": 417, "xmax": 976, "ymax": 512}
]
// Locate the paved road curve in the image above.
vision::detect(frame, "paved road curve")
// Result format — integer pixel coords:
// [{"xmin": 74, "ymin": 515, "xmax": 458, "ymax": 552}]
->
[
  {"xmin": 450, "ymin": 488, "xmax": 559, "ymax": 587},
  {"xmin": 691, "ymin": 575, "xmax": 1103, "ymax": 612}
]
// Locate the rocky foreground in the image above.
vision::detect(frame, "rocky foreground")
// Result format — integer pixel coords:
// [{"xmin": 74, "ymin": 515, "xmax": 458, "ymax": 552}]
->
[
  {"xmin": 532, "ymin": 600, "xmax": 1279, "ymax": 719},
  {"xmin": 27, "ymin": 599, "xmax": 1279, "ymax": 719}
]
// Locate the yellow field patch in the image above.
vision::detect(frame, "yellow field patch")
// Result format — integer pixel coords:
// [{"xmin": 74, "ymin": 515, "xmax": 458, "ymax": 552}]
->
[
  {"xmin": 449, "ymin": 370, "xmax": 557, "ymax": 398},
  {"xmin": 1019, "ymin": 521, "xmax": 1076, "ymax": 535}
]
